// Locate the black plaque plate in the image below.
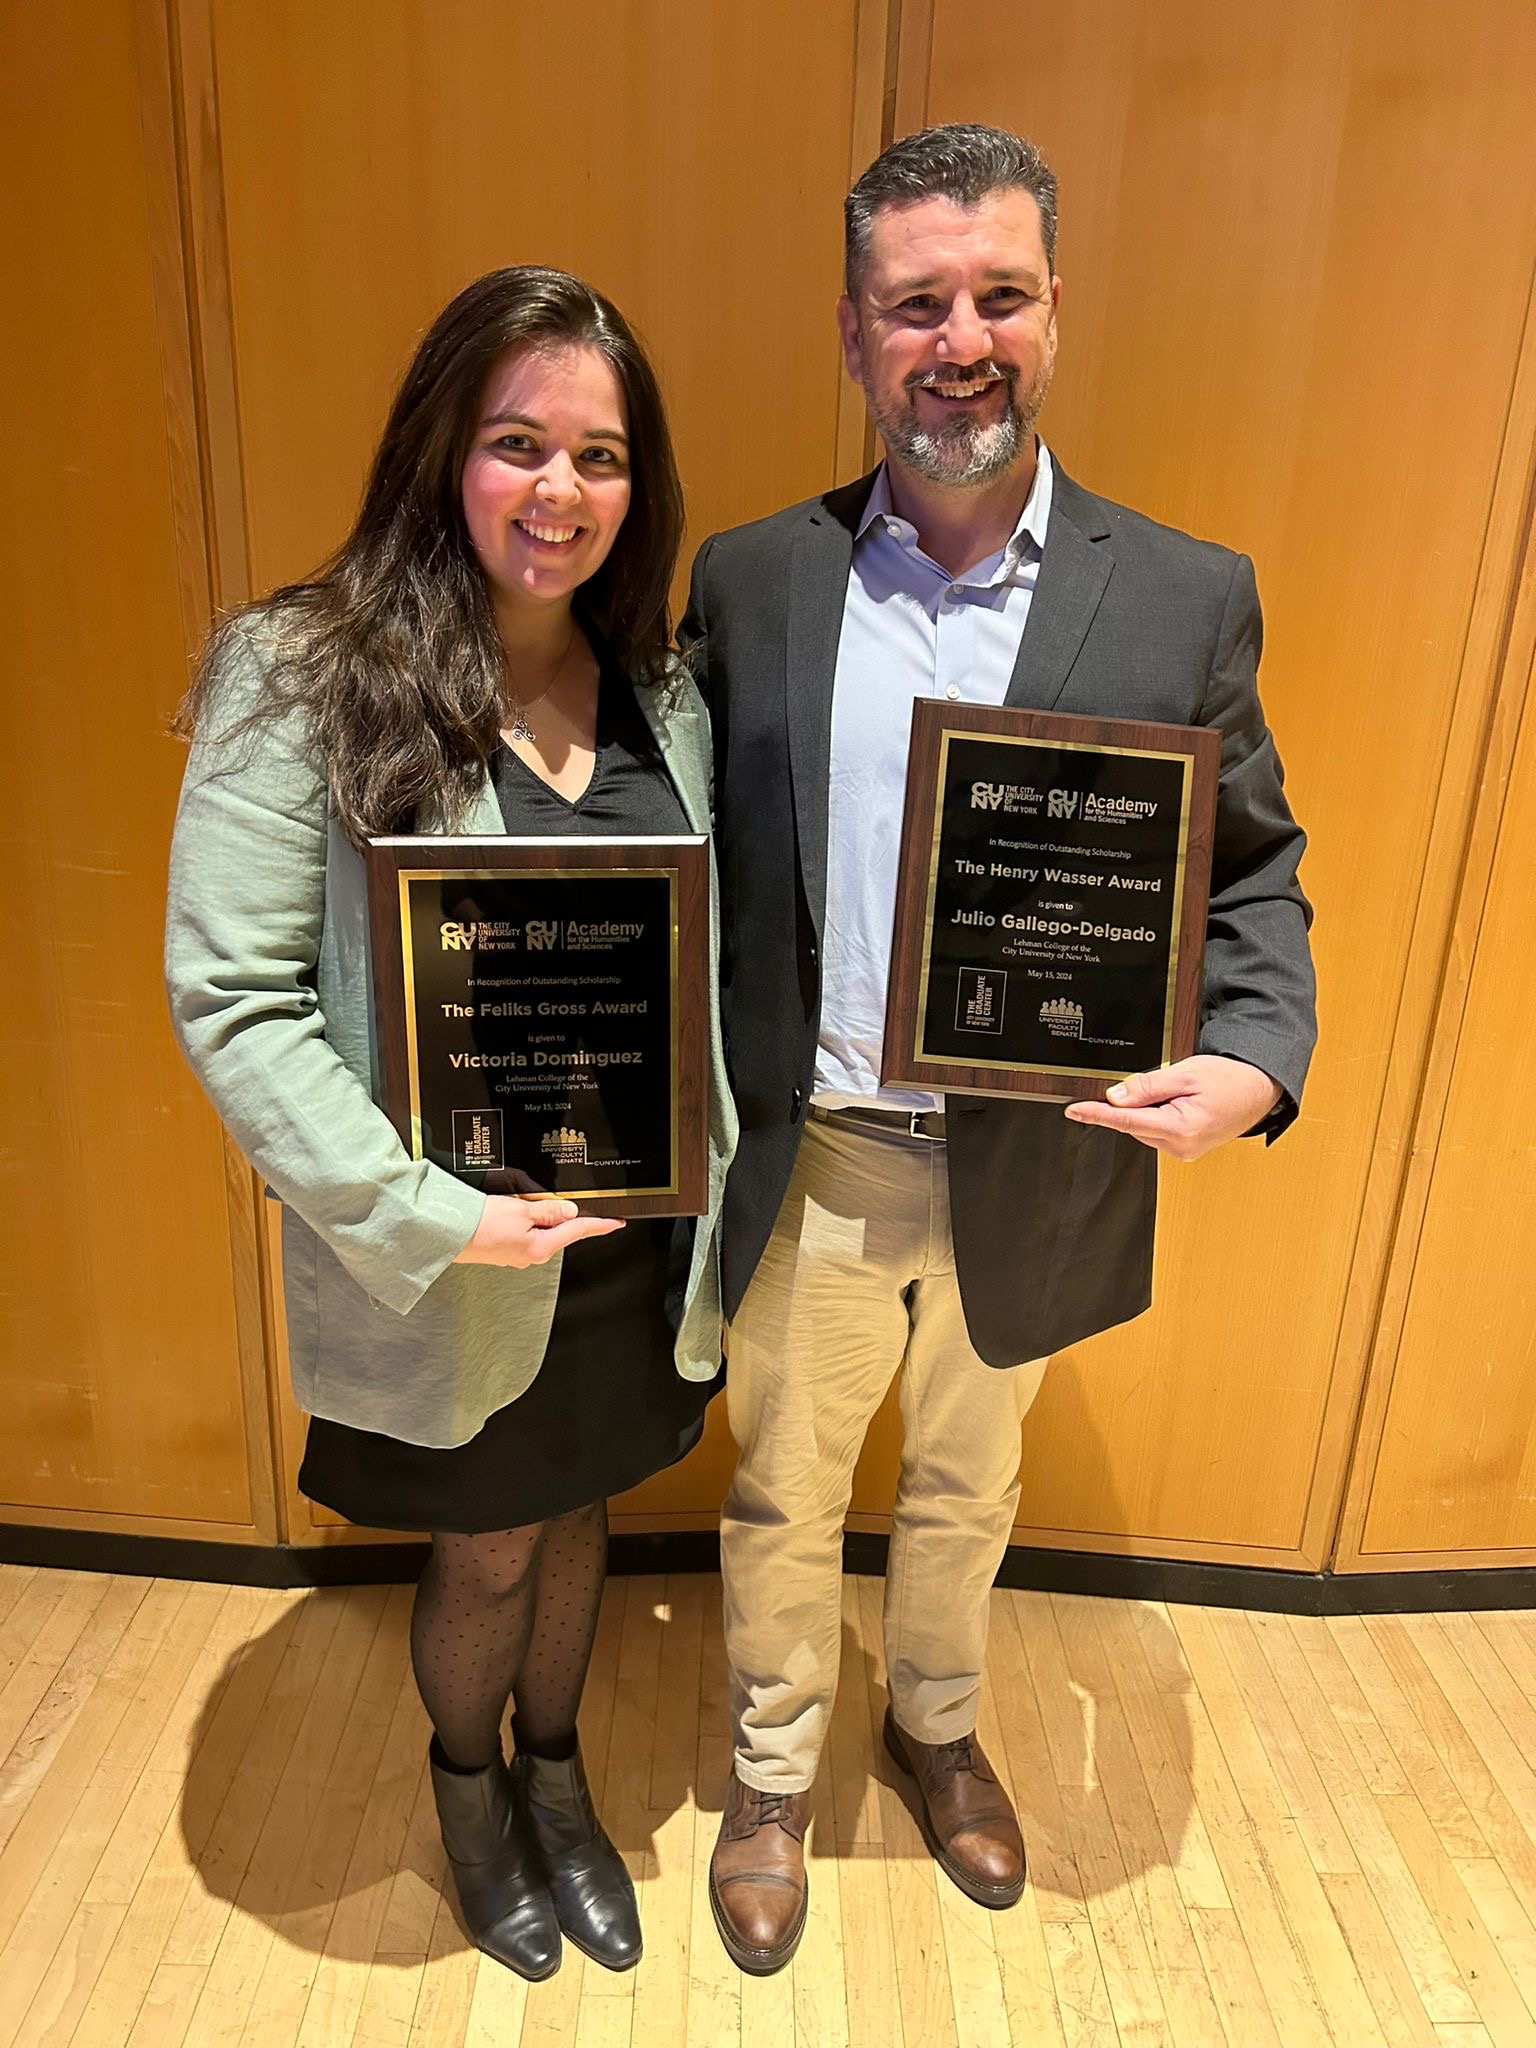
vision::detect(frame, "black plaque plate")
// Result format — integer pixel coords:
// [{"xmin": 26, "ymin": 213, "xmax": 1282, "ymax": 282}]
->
[
  {"xmin": 882, "ymin": 703, "xmax": 1220, "ymax": 1100},
  {"xmin": 366, "ymin": 835, "xmax": 709, "ymax": 1215}
]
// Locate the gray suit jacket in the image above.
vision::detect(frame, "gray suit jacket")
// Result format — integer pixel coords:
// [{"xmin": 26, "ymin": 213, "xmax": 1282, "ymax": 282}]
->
[
  {"xmin": 165, "ymin": 618, "xmax": 737, "ymax": 1447},
  {"xmin": 682, "ymin": 461, "xmax": 1315, "ymax": 1364}
]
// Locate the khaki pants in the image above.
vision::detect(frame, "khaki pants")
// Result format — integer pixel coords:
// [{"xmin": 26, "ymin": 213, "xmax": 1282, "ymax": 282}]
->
[{"xmin": 721, "ymin": 1113, "xmax": 1046, "ymax": 1792}]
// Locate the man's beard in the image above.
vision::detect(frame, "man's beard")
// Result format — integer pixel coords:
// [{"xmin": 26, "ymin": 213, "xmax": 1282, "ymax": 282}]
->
[{"xmin": 867, "ymin": 357, "xmax": 1051, "ymax": 488}]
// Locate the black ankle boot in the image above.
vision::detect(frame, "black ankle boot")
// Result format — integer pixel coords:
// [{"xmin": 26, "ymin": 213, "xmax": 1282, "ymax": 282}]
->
[
  {"xmin": 428, "ymin": 1738, "xmax": 562, "ymax": 1980},
  {"xmin": 515, "ymin": 1740, "xmax": 642, "ymax": 1970}
]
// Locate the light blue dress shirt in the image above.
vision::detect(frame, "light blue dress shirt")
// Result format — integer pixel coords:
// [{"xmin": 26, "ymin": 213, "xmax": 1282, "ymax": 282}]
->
[{"xmin": 813, "ymin": 444, "xmax": 1055, "ymax": 1112}]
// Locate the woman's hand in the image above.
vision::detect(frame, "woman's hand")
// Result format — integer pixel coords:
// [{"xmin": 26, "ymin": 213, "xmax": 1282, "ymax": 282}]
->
[{"xmin": 454, "ymin": 1195, "xmax": 625, "ymax": 1269}]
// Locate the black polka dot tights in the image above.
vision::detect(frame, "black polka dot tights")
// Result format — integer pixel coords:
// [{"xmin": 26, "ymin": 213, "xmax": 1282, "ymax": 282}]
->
[{"xmin": 409, "ymin": 1499, "xmax": 608, "ymax": 1769}]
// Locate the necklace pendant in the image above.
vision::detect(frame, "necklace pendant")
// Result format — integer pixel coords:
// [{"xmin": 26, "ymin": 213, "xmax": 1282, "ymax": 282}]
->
[{"xmin": 508, "ymin": 709, "xmax": 534, "ymax": 743}]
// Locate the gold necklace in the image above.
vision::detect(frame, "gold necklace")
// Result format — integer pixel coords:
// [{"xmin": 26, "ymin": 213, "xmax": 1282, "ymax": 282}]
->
[{"xmin": 503, "ymin": 620, "xmax": 578, "ymax": 743}]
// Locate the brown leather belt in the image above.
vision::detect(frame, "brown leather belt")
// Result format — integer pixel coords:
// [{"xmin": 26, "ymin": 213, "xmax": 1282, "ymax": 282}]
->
[{"xmin": 810, "ymin": 1102, "xmax": 947, "ymax": 1141}]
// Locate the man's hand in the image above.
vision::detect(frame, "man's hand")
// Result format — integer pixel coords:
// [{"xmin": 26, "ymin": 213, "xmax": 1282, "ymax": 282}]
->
[
  {"xmin": 454, "ymin": 1195, "xmax": 624, "ymax": 1268},
  {"xmin": 1063, "ymin": 1056, "xmax": 1282, "ymax": 1161}
]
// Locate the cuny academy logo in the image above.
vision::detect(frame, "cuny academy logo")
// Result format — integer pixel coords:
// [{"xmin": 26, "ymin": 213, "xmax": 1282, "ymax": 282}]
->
[
  {"xmin": 525, "ymin": 920, "xmax": 560, "ymax": 950},
  {"xmin": 969, "ymin": 782, "xmax": 1156, "ymax": 825},
  {"xmin": 1084, "ymin": 792, "xmax": 1158, "ymax": 824}
]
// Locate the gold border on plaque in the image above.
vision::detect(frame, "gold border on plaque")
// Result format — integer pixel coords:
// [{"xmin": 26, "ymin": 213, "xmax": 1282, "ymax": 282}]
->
[
  {"xmin": 397, "ymin": 866, "xmax": 682, "ymax": 1199},
  {"xmin": 913, "ymin": 731, "xmax": 1195, "ymax": 1082}
]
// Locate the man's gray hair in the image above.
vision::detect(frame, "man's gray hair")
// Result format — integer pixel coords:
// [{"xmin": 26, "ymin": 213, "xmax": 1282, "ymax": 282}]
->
[{"xmin": 844, "ymin": 123, "xmax": 1058, "ymax": 297}]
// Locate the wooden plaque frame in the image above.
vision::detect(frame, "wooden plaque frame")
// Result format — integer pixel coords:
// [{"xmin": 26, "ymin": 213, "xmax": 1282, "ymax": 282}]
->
[
  {"xmin": 366, "ymin": 834, "xmax": 710, "ymax": 1216},
  {"xmin": 881, "ymin": 702, "xmax": 1221, "ymax": 1102}
]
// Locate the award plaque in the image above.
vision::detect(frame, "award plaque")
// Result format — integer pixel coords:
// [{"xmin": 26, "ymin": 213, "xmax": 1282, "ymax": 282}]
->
[
  {"xmin": 882, "ymin": 702, "xmax": 1220, "ymax": 1100},
  {"xmin": 366, "ymin": 835, "xmax": 709, "ymax": 1215}
]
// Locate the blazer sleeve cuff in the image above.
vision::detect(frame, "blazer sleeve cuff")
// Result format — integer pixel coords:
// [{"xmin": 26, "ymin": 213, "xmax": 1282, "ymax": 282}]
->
[
  {"xmin": 364, "ymin": 1168, "xmax": 488, "ymax": 1313},
  {"xmin": 1197, "ymin": 1026, "xmax": 1306, "ymax": 1143}
]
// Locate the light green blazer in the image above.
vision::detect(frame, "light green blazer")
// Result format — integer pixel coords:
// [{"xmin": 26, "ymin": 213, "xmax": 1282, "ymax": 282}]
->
[{"xmin": 165, "ymin": 619, "xmax": 738, "ymax": 1449}]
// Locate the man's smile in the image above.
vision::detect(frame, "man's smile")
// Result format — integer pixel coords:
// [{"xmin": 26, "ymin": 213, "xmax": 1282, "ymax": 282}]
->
[{"xmin": 909, "ymin": 365, "xmax": 1009, "ymax": 410}]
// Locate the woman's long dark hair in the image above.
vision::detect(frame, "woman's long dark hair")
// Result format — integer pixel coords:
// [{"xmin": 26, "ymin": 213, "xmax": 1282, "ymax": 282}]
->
[{"xmin": 175, "ymin": 267, "xmax": 685, "ymax": 845}]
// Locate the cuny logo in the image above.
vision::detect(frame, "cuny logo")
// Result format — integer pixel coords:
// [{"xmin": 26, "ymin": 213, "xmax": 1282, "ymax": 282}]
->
[
  {"xmin": 1048, "ymin": 788, "xmax": 1080, "ymax": 819},
  {"xmin": 439, "ymin": 920, "xmax": 517, "ymax": 951},
  {"xmin": 525, "ymin": 920, "xmax": 560, "ymax": 950},
  {"xmin": 969, "ymin": 782, "xmax": 1038, "ymax": 814}
]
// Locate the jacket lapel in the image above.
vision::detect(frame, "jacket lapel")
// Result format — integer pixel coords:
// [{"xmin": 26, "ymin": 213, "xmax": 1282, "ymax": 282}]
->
[
  {"xmin": 786, "ymin": 476, "xmax": 870, "ymax": 938},
  {"xmin": 416, "ymin": 774, "xmax": 504, "ymax": 836},
  {"xmin": 1005, "ymin": 465, "xmax": 1114, "ymax": 711},
  {"xmin": 635, "ymin": 674, "xmax": 709, "ymax": 834},
  {"xmin": 462, "ymin": 775, "xmax": 506, "ymax": 835}
]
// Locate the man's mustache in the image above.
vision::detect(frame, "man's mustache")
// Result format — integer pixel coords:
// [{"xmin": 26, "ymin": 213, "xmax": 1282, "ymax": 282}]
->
[{"xmin": 904, "ymin": 361, "xmax": 1016, "ymax": 394}]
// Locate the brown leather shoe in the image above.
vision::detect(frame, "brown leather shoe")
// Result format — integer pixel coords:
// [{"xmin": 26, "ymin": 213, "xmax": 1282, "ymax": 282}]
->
[
  {"xmin": 883, "ymin": 1707, "xmax": 1026, "ymax": 1907},
  {"xmin": 708, "ymin": 1770, "xmax": 810, "ymax": 1974}
]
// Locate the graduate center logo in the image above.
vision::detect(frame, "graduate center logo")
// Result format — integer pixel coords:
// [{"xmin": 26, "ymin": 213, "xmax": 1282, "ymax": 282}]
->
[
  {"xmin": 955, "ymin": 967, "xmax": 1006, "ymax": 1034},
  {"xmin": 452, "ymin": 1109, "xmax": 504, "ymax": 1171}
]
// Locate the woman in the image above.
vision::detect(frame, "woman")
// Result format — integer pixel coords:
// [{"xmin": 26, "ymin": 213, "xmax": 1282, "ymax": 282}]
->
[{"xmin": 165, "ymin": 269, "xmax": 735, "ymax": 1981}]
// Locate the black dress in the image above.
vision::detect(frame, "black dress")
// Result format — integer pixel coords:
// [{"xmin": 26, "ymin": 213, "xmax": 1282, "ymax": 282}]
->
[{"xmin": 298, "ymin": 669, "xmax": 721, "ymax": 1534}]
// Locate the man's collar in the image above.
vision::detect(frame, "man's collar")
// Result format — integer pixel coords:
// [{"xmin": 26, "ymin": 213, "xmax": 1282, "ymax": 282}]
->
[
  {"xmin": 854, "ymin": 442, "xmax": 1055, "ymax": 562},
  {"xmin": 853, "ymin": 462, "xmax": 896, "ymax": 540}
]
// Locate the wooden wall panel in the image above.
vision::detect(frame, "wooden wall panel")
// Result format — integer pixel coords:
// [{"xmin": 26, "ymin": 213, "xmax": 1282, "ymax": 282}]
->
[
  {"xmin": 910, "ymin": 0, "xmax": 1536, "ymax": 1563},
  {"xmin": 201, "ymin": 0, "xmax": 882, "ymax": 1538},
  {"xmin": 1352, "ymin": 655, "xmax": 1536, "ymax": 1559},
  {"xmin": 0, "ymin": 0, "xmax": 265, "ymax": 1528},
  {"xmin": 205, "ymin": 0, "xmax": 868, "ymax": 600},
  {"xmin": 241, "ymin": 0, "xmax": 1536, "ymax": 1562},
  {"xmin": 122, "ymin": 0, "xmax": 1536, "ymax": 1569},
  {"xmin": 1331, "ymin": 276, "xmax": 1536, "ymax": 1571},
  {"xmin": 4, "ymin": 0, "xmax": 1529, "ymax": 1567}
]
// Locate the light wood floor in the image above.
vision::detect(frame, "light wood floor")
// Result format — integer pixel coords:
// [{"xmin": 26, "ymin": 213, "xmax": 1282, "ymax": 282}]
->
[{"xmin": 5, "ymin": 1569, "xmax": 1536, "ymax": 2046}]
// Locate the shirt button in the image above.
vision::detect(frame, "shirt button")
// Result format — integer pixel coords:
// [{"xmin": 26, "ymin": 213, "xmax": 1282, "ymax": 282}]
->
[{"xmin": 945, "ymin": 684, "xmax": 961, "ymax": 700}]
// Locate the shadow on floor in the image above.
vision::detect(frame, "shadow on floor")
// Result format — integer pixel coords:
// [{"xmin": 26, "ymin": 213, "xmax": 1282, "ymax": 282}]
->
[{"xmin": 176, "ymin": 1556, "xmax": 1197, "ymax": 1961}]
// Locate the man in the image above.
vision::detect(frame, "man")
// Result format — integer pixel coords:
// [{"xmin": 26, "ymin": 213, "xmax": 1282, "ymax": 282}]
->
[{"xmin": 682, "ymin": 124, "xmax": 1315, "ymax": 1975}]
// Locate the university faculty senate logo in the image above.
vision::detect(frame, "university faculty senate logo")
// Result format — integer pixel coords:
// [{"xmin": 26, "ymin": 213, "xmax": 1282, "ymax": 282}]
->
[
  {"xmin": 1039, "ymin": 997, "xmax": 1084, "ymax": 1038},
  {"xmin": 541, "ymin": 1126, "xmax": 588, "ymax": 1164}
]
